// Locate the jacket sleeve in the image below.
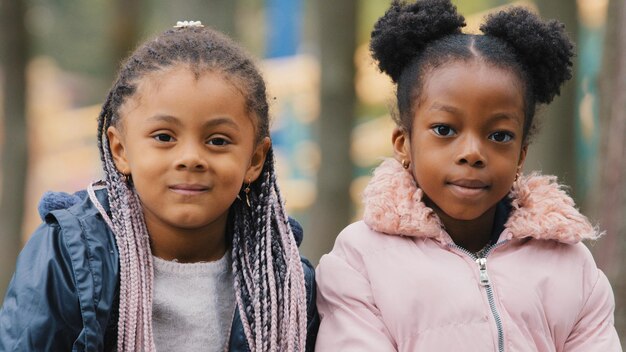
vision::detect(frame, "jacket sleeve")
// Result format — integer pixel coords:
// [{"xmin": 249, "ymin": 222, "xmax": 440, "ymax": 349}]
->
[
  {"xmin": 314, "ymin": 236, "xmax": 396, "ymax": 352},
  {"xmin": 0, "ymin": 223, "xmax": 82, "ymax": 352},
  {"xmin": 563, "ymin": 269, "xmax": 622, "ymax": 351}
]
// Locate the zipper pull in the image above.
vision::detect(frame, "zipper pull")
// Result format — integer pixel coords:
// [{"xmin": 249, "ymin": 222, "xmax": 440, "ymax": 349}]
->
[{"xmin": 476, "ymin": 257, "xmax": 490, "ymax": 286}]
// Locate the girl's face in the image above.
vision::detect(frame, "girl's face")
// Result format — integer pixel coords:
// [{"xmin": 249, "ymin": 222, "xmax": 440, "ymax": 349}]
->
[
  {"xmin": 393, "ymin": 60, "xmax": 527, "ymax": 222},
  {"xmin": 108, "ymin": 64, "xmax": 269, "ymax": 239}
]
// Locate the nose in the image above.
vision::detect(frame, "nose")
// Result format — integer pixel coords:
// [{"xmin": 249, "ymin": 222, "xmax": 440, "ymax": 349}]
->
[
  {"xmin": 175, "ymin": 141, "xmax": 208, "ymax": 171},
  {"xmin": 456, "ymin": 134, "xmax": 486, "ymax": 168}
]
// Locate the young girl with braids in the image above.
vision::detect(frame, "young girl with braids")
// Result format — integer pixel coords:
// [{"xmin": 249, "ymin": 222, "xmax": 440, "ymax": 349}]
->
[
  {"xmin": 315, "ymin": 0, "xmax": 621, "ymax": 350},
  {"xmin": 0, "ymin": 22, "xmax": 318, "ymax": 352}
]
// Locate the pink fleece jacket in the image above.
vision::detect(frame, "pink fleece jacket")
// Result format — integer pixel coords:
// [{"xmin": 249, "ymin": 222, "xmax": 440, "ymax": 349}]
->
[{"xmin": 315, "ymin": 159, "xmax": 621, "ymax": 351}]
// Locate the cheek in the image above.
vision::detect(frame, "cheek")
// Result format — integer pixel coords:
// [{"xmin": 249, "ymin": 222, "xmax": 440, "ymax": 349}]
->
[
  {"xmin": 409, "ymin": 138, "xmax": 442, "ymax": 178},
  {"xmin": 216, "ymin": 158, "xmax": 249, "ymax": 186},
  {"xmin": 409, "ymin": 158, "xmax": 439, "ymax": 191},
  {"xmin": 493, "ymin": 148, "xmax": 523, "ymax": 172},
  {"xmin": 412, "ymin": 170, "xmax": 436, "ymax": 193}
]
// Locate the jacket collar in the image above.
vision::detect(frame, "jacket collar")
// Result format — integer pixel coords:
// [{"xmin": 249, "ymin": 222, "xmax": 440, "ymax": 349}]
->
[{"xmin": 362, "ymin": 158, "xmax": 601, "ymax": 244}]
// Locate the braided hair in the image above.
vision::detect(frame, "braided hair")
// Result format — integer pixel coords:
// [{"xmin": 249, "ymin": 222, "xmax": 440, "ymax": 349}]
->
[
  {"xmin": 96, "ymin": 25, "xmax": 307, "ymax": 351},
  {"xmin": 370, "ymin": 0, "xmax": 575, "ymax": 144}
]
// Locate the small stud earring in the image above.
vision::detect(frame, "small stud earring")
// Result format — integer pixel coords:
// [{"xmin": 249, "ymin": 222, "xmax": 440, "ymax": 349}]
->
[
  {"xmin": 244, "ymin": 179, "xmax": 251, "ymax": 207},
  {"xmin": 401, "ymin": 159, "xmax": 410, "ymax": 169}
]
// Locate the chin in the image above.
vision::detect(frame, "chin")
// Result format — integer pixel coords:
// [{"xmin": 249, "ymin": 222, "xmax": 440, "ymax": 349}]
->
[
  {"xmin": 443, "ymin": 209, "xmax": 485, "ymax": 222},
  {"xmin": 169, "ymin": 214, "xmax": 213, "ymax": 229}
]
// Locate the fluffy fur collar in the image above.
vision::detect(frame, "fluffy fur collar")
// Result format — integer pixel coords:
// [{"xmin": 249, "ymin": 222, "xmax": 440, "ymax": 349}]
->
[{"xmin": 362, "ymin": 158, "xmax": 600, "ymax": 244}]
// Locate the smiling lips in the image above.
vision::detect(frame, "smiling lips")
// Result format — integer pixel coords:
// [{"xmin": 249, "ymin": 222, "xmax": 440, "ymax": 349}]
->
[
  {"xmin": 447, "ymin": 179, "xmax": 489, "ymax": 197},
  {"xmin": 169, "ymin": 184, "xmax": 210, "ymax": 195}
]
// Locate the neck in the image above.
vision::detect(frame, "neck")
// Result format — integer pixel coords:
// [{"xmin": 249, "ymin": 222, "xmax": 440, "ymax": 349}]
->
[
  {"xmin": 428, "ymin": 200, "xmax": 497, "ymax": 253},
  {"xmin": 147, "ymin": 215, "xmax": 229, "ymax": 263}
]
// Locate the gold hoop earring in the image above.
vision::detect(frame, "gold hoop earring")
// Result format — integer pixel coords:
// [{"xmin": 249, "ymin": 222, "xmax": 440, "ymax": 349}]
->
[
  {"xmin": 401, "ymin": 159, "xmax": 410, "ymax": 169},
  {"xmin": 238, "ymin": 178, "xmax": 251, "ymax": 207}
]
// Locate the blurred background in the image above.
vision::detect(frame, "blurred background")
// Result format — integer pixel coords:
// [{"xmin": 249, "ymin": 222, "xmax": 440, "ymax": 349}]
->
[{"xmin": 0, "ymin": 0, "xmax": 624, "ymax": 340}]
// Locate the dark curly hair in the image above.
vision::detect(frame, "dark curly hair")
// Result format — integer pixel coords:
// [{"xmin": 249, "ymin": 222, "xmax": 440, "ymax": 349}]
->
[{"xmin": 370, "ymin": 0, "xmax": 574, "ymax": 144}]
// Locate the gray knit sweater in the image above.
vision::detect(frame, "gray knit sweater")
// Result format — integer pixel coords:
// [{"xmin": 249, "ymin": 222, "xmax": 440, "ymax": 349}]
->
[{"xmin": 152, "ymin": 253, "xmax": 235, "ymax": 352}]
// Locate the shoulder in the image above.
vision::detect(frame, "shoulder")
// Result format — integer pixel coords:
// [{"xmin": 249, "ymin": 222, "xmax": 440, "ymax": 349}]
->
[
  {"xmin": 39, "ymin": 188, "xmax": 116, "ymax": 258},
  {"xmin": 0, "ymin": 221, "xmax": 84, "ymax": 350},
  {"xmin": 42, "ymin": 187, "xmax": 119, "ymax": 289},
  {"xmin": 41, "ymin": 188, "xmax": 110, "ymax": 232},
  {"xmin": 327, "ymin": 221, "xmax": 410, "ymax": 262},
  {"xmin": 1, "ymin": 189, "xmax": 119, "ymax": 350},
  {"xmin": 515, "ymin": 239, "xmax": 604, "ymax": 295},
  {"xmin": 22, "ymin": 188, "xmax": 116, "ymax": 263},
  {"xmin": 317, "ymin": 221, "xmax": 412, "ymax": 284},
  {"xmin": 558, "ymin": 241, "xmax": 603, "ymax": 287},
  {"xmin": 30, "ymin": 189, "xmax": 118, "ymax": 274},
  {"xmin": 27, "ymin": 187, "xmax": 115, "ymax": 265},
  {"xmin": 0, "ymin": 214, "xmax": 98, "ymax": 350},
  {"xmin": 522, "ymin": 239, "xmax": 598, "ymax": 270},
  {"xmin": 521, "ymin": 240, "xmax": 619, "ymax": 342}
]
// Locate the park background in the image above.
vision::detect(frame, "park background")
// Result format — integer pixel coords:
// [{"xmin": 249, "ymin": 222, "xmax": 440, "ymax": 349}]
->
[{"xmin": 1, "ymin": 0, "xmax": 624, "ymax": 341}]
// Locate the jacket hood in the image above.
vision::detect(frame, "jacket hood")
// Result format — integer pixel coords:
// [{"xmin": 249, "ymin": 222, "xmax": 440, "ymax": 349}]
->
[
  {"xmin": 38, "ymin": 190, "xmax": 88, "ymax": 220},
  {"xmin": 362, "ymin": 158, "xmax": 601, "ymax": 244}
]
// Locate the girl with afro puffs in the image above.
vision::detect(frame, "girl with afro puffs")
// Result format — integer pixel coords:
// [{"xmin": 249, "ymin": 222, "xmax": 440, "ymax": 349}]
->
[{"xmin": 315, "ymin": 0, "xmax": 621, "ymax": 350}]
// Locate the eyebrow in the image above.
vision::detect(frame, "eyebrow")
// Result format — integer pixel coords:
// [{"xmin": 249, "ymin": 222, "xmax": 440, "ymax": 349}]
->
[
  {"xmin": 485, "ymin": 113, "xmax": 523, "ymax": 127},
  {"xmin": 203, "ymin": 117, "xmax": 240, "ymax": 130},
  {"xmin": 429, "ymin": 104, "xmax": 522, "ymax": 126},
  {"xmin": 147, "ymin": 114, "xmax": 240, "ymax": 130},
  {"xmin": 147, "ymin": 114, "xmax": 182, "ymax": 126},
  {"xmin": 429, "ymin": 103, "xmax": 461, "ymax": 115}
]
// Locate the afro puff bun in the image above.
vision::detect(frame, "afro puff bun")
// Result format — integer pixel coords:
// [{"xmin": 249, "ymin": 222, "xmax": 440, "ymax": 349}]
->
[
  {"xmin": 370, "ymin": 0, "xmax": 465, "ymax": 83},
  {"xmin": 480, "ymin": 7, "xmax": 574, "ymax": 104}
]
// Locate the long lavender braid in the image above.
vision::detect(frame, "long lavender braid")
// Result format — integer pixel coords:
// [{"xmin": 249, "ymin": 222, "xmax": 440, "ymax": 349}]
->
[
  {"xmin": 230, "ymin": 149, "xmax": 307, "ymax": 351},
  {"xmin": 95, "ymin": 25, "xmax": 307, "ymax": 351}
]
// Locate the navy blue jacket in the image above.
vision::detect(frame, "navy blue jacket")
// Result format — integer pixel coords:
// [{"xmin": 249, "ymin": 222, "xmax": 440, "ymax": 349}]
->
[{"xmin": 0, "ymin": 189, "xmax": 319, "ymax": 351}]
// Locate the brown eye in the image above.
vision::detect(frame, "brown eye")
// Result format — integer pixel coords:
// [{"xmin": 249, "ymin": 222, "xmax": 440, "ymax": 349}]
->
[
  {"xmin": 432, "ymin": 124, "xmax": 455, "ymax": 137},
  {"xmin": 154, "ymin": 134, "xmax": 174, "ymax": 142},
  {"xmin": 207, "ymin": 137, "xmax": 230, "ymax": 146},
  {"xmin": 489, "ymin": 131, "xmax": 513, "ymax": 143}
]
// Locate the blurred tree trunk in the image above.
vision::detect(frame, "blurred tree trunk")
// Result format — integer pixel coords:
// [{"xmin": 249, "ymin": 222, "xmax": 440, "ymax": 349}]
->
[
  {"xmin": 304, "ymin": 0, "xmax": 357, "ymax": 264},
  {"xmin": 0, "ymin": 0, "xmax": 29, "ymax": 302},
  {"xmin": 109, "ymin": 0, "xmax": 143, "ymax": 75},
  {"xmin": 524, "ymin": 0, "xmax": 577, "ymax": 196},
  {"xmin": 206, "ymin": 0, "xmax": 237, "ymax": 38},
  {"xmin": 594, "ymin": 0, "xmax": 626, "ymax": 339}
]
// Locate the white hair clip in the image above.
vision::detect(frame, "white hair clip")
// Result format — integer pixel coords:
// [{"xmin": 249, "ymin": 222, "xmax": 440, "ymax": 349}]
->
[{"xmin": 174, "ymin": 20, "xmax": 204, "ymax": 28}]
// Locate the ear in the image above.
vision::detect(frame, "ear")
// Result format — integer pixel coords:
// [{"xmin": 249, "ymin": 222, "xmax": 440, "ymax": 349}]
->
[
  {"xmin": 245, "ymin": 137, "xmax": 271, "ymax": 182},
  {"xmin": 107, "ymin": 126, "xmax": 131, "ymax": 175},
  {"xmin": 392, "ymin": 127, "xmax": 411, "ymax": 165},
  {"xmin": 518, "ymin": 144, "xmax": 528, "ymax": 170}
]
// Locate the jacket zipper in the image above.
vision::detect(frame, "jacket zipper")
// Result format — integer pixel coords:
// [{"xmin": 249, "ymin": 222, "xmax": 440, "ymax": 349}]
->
[{"xmin": 450, "ymin": 243, "xmax": 506, "ymax": 352}]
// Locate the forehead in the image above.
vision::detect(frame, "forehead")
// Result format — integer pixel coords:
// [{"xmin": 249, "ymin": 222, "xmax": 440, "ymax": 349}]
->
[
  {"xmin": 422, "ymin": 60, "xmax": 524, "ymax": 103},
  {"xmin": 135, "ymin": 63, "xmax": 242, "ymax": 96},
  {"xmin": 423, "ymin": 59, "xmax": 523, "ymax": 93},
  {"xmin": 417, "ymin": 60, "xmax": 525, "ymax": 125},
  {"xmin": 115, "ymin": 64, "xmax": 257, "ymax": 130},
  {"xmin": 119, "ymin": 63, "xmax": 248, "ymax": 117}
]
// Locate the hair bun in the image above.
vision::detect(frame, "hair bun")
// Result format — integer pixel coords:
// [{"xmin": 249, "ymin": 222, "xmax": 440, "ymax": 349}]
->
[
  {"xmin": 370, "ymin": 0, "xmax": 465, "ymax": 82},
  {"xmin": 480, "ymin": 7, "xmax": 574, "ymax": 104}
]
